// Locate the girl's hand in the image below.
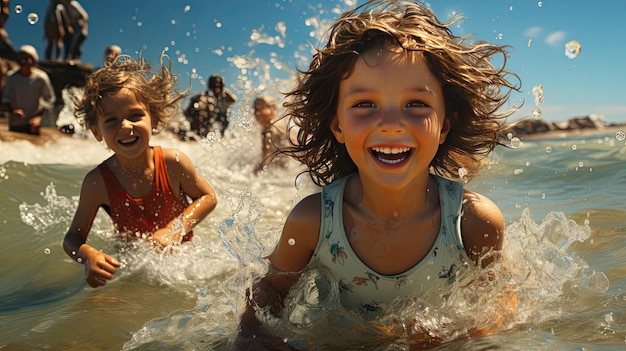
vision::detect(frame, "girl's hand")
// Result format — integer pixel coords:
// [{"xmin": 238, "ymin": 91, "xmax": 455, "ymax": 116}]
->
[
  {"xmin": 82, "ymin": 248, "xmax": 121, "ymax": 288},
  {"xmin": 150, "ymin": 227, "xmax": 183, "ymax": 248}
]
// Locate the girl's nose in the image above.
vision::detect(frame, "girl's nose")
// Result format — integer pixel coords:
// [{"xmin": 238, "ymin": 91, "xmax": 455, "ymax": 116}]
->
[{"xmin": 379, "ymin": 108, "xmax": 403, "ymax": 133}]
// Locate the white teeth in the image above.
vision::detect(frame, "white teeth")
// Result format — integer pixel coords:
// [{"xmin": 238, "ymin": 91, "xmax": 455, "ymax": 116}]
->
[
  {"xmin": 371, "ymin": 146, "xmax": 411, "ymax": 155},
  {"xmin": 379, "ymin": 158, "xmax": 404, "ymax": 165},
  {"xmin": 119, "ymin": 137, "xmax": 137, "ymax": 144}
]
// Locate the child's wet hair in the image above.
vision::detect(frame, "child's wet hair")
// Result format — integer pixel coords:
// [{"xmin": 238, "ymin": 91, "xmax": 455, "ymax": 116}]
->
[
  {"xmin": 281, "ymin": 0, "xmax": 521, "ymax": 186},
  {"xmin": 75, "ymin": 54, "xmax": 187, "ymax": 129}
]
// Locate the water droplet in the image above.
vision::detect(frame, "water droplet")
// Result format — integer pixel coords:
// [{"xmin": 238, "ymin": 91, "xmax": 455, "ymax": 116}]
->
[
  {"xmin": 183, "ymin": 5, "xmax": 191, "ymax": 13},
  {"xmin": 571, "ymin": 144, "xmax": 577, "ymax": 151},
  {"xmin": 288, "ymin": 238, "xmax": 295, "ymax": 246},
  {"xmin": 545, "ymin": 146, "xmax": 552, "ymax": 153},
  {"xmin": 564, "ymin": 40, "xmax": 581, "ymax": 59},
  {"xmin": 27, "ymin": 12, "xmax": 38, "ymax": 25},
  {"xmin": 527, "ymin": 39, "xmax": 532, "ymax": 47},
  {"xmin": 14, "ymin": 5, "xmax": 22, "ymax": 14},
  {"xmin": 532, "ymin": 108, "xmax": 542, "ymax": 119},
  {"xmin": 206, "ymin": 131, "xmax": 217, "ymax": 143},
  {"xmin": 537, "ymin": 2, "xmax": 543, "ymax": 7},
  {"xmin": 510, "ymin": 137, "xmax": 521, "ymax": 148},
  {"xmin": 506, "ymin": 132, "xmax": 513, "ymax": 140},
  {"xmin": 43, "ymin": 248, "xmax": 51, "ymax": 254},
  {"xmin": 578, "ymin": 161, "xmax": 584, "ymax": 167},
  {"xmin": 616, "ymin": 130, "xmax": 625, "ymax": 141},
  {"xmin": 393, "ymin": 211, "xmax": 399, "ymax": 217},
  {"xmin": 513, "ymin": 168, "xmax": 524, "ymax": 175},
  {"xmin": 77, "ymin": 257, "xmax": 83, "ymax": 263},
  {"xmin": 458, "ymin": 167, "xmax": 468, "ymax": 179},
  {"xmin": 532, "ymin": 84, "xmax": 544, "ymax": 100}
]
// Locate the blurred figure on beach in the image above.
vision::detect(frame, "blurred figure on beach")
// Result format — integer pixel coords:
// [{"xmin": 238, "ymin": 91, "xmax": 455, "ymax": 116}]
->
[
  {"xmin": 0, "ymin": 0, "xmax": 15, "ymax": 61},
  {"xmin": 183, "ymin": 74, "xmax": 236, "ymax": 138},
  {"xmin": 43, "ymin": 0, "xmax": 67, "ymax": 61},
  {"xmin": 2, "ymin": 45, "xmax": 55, "ymax": 135},
  {"xmin": 253, "ymin": 95, "xmax": 287, "ymax": 173},
  {"xmin": 60, "ymin": 0, "xmax": 88, "ymax": 62}
]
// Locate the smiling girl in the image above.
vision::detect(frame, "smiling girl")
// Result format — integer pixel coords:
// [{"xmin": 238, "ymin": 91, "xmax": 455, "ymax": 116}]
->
[
  {"xmin": 237, "ymin": 0, "xmax": 520, "ymax": 348},
  {"xmin": 63, "ymin": 55, "xmax": 217, "ymax": 288}
]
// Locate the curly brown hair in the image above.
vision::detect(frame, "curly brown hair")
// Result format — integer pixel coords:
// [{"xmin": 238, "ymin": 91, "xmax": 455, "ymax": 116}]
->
[
  {"xmin": 280, "ymin": 0, "xmax": 521, "ymax": 186},
  {"xmin": 75, "ymin": 54, "xmax": 186, "ymax": 130}
]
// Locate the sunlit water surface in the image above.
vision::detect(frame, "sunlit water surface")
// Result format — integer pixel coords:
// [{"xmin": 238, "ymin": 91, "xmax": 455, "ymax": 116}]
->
[{"xmin": 1, "ymin": 127, "xmax": 626, "ymax": 350}]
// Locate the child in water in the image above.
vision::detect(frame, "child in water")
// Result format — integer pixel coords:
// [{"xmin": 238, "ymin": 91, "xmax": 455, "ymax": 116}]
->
[
  {"xmin": 63, "ymin": 55, "xmax": 217, "ymax": 288},
  {"xmin": 237, "ymin": 0, "xmax": 520, "ymax": 348},
  {"xmin": 253, "ymin": 95, "xmax": 287, "ymax": 173}
]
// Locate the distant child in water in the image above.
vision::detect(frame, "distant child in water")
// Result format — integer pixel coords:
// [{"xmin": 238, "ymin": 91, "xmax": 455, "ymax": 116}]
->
[
  {"xmin": 237, "ymin": 0, "xmax": 520, "ymax": 348},
  {"xmin": 63, "ymin": 55, "xmax": 217, "ymax": 288},
  {"xmin": 253, "ymin": 95, "xmax": 287, "ymax": 173}
]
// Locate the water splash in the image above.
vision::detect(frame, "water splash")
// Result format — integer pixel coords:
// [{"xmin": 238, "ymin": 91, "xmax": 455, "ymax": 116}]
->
[{"xmin": 18, "ymin": 183, "xmax": 76, "ymax": 232}]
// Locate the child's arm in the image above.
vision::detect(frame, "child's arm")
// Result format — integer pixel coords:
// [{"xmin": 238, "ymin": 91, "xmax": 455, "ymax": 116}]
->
[
  {"xmin": 460, "ymin": 190, "xmax": 505, "ymax": 267},
  {"xmin": 460, "ymin": 190, "xmax": 517, "ymax": 336},
  {"xmin": 235, "ymin": 194, "xmax": 321, "ymax": 350},
  {"xmin": 151, "ymin": 149, "xmax": 217, "ymax": 247},
  {"xmin": 63, "ymin": 169, "xmax": 121, "ymax": 288}
]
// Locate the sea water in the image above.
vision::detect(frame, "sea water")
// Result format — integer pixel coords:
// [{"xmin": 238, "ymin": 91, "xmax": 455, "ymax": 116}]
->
[{"xmin": 1, "ymin": 126, "xmax": 625, "ymax": 350}]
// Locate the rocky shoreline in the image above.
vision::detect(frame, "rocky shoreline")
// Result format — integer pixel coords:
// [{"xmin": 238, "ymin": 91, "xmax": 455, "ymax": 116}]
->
[{"xmin": 503, "ymin": 114, "xmax": 626, "ymax": 140}]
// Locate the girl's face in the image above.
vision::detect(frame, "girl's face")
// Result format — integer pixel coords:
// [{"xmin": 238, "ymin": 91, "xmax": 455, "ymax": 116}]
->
[
  {"xmin": 332, "ymin": 48, "xmax": 450, "ymax": 190},
  {"xmin": 90, "ymin": 88, "xmax": 154, "ymax": 160},
  {"xmin": 254, "ymin": 100, "xmax": 274, "ymax": 126}
]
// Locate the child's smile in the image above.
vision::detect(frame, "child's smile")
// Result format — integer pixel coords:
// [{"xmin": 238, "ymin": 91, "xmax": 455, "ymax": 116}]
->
[{"xmin": 333, "ymin": 47, "xmax": 449, "ymax": 189}]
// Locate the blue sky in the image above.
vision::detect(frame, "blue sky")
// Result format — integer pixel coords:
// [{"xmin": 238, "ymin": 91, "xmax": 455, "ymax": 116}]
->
[{"xmin": 5, "ymin": 0, "xmax": 626, "ymax": 123}]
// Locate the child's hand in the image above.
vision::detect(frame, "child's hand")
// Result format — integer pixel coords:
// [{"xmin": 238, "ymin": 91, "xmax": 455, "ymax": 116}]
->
[
  {"xmin": 83, "ymin": 249, "xmax": 121, "ymax": 288},
  {"xmin": 150, "ymin": 227, "xmax": 182, "ymax": 248}
]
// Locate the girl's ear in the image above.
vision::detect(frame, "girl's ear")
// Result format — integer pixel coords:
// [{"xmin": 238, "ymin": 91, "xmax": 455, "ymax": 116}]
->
[
  {"xmin": 330, "ymin": 116, "xmax": 345, "ymax": 144},
  {"xmin": 90, "ymin": 126, "xmax": 103, "ymax": 141},
  {"xmin": 439, "ymin": 116, "xmax": 452, "ymax": 144}
]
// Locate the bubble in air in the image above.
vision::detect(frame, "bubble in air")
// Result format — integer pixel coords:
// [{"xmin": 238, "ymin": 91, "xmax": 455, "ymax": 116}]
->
[
  {"xmin": 27, "ymin": 12, "xmax": 39, "ymax": 25},
  {"xmin": 532, "ymin": 108, "xmax": 542, "ymax": 119},
  {"xmin": 564, "ymin": 40, "xmax": 582, "ymax": 59},
  {"xmin": 14, "ymin": 5, "xmax": 21, "ymax": 13},
  {"xmin": 532, "ymin": 84, "xmax": 544, "ymax": 100},
  {"xmin": 616, "ymin": 130, "xmax": 625, "ymax": 141},
  {"xmin": 510, "ymin": 137, "xmax": 521, "ymax": 148},
  {"xmin": 458, "ymin": 167, "xmax": 468, "ymax": 179},
  {"xmin": 43, "ymin": 248, "xmax": 51, "ymax": 255},
  {"xmin": 288, "ymin": 238, "xmax": 296, "ymax": 246}
]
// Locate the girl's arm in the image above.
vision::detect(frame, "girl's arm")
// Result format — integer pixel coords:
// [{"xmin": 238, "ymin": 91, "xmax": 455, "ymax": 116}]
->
[
  {"xmin": 460, "ymin": 190, "xmax": 517, "ymax": 336},
  {"xmin": 151, "ymin": 149, "xmax": 217, "ymax": 246},
  {"xmin": 63, "ymin": 168, "xmax": 121, "ymax": 288},
  {"xmin": 460, "ymin": 190, "xmax": 505, "ymax": 267},
  {"xmin": 236, "ymin": 194, "xmax": 321, "ymax": 350}
]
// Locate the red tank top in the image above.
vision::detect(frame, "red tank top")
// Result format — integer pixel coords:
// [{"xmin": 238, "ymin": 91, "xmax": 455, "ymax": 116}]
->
[{"xmin": 98, "ymin": 146, "xmax": 192, "ymax": 241}]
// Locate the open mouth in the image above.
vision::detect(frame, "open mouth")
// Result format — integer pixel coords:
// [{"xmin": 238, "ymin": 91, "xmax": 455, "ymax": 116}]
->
[
  {"xmin": 118, "ymin": 136, "xmax": 138, "ymax": 145},
  {"xmin": 371, "ymin": 146, "xmax": 412, "ymax": 165}
]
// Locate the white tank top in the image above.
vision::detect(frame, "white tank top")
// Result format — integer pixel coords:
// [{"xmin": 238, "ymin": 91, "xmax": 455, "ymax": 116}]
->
[{"xmin": 311, "ymin": 174, "xmax": 469, "ymax": 318}]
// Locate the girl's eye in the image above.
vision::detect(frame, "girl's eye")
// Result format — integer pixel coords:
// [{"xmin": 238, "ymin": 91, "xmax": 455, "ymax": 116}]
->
[
  {"xmin": 406, "ymin": 100, "xmax": 429, "ymax": 108},
  {"xmin": 129, "ymin": 113, "xmax": 144, "ymax": 121},
  {"xmin": 353, "ymin": 101, "xmax": 376, "ymax": 109}
]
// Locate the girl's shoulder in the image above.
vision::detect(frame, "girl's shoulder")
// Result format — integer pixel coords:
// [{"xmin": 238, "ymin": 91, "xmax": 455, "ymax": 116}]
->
[{"xmin": 461, "ymin": 189, "xmax": 505, "ymax": 262}]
